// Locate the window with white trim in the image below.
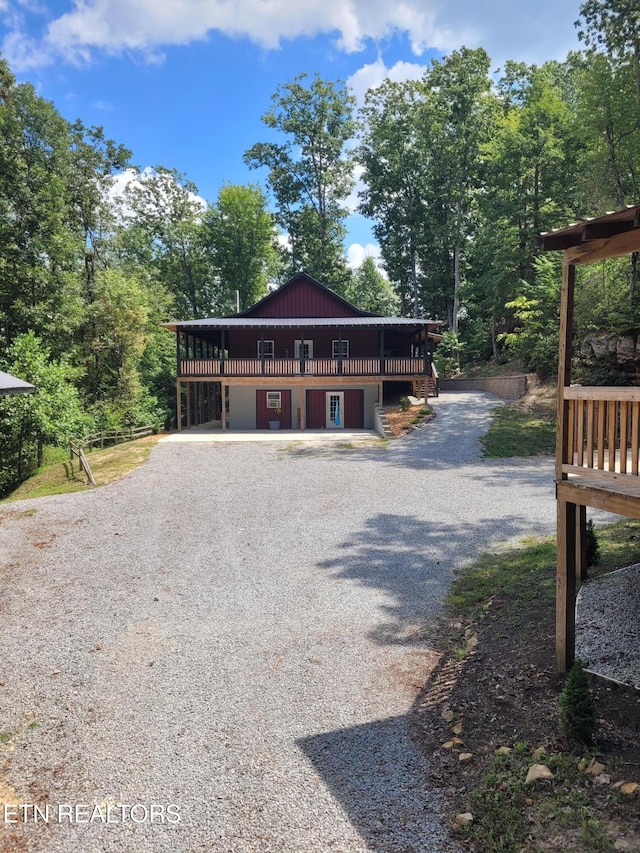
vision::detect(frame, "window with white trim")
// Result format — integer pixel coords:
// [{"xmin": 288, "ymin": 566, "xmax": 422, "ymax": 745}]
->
[
  {"xmin": 332, "ymin": 339, "xmax": 349, "ymax": 358},
  {"xmin": 266, "ymin": 391, "xmax": 281, "ymax": 409},
  {"xmin": 257, "ymin": 340, "xmax": 274, "ymax": 358}
]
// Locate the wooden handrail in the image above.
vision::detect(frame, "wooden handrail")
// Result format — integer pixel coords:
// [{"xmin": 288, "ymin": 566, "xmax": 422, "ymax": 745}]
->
[
  {"xmin": 561, "ymin": 390, "xmax": 640, "ymax": 476},
  {"xmin": 179, "ymin": 356, "xmax": 427, "ymax": 378}
]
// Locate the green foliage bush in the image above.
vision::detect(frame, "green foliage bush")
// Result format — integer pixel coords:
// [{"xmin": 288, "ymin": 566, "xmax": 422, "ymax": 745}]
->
[
  {"xmin": 586, "ymin": 519, "xmax": 600, "ymax": 567},
  {"xmin": 559, "ymin": 659, "xmax": 598, "ymax": 746},
  {"xmin": 399, "ymin": 396, "xmax": 411, "ymax": 411}
]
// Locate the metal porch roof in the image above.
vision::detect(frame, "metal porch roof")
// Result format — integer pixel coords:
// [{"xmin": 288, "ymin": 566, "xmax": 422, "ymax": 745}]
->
[{"xmin": 163, "ymin": 316, "xmax": 443, "ymax": 333}]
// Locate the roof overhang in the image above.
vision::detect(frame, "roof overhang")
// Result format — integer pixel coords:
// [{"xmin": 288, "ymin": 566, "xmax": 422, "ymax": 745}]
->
[
  {"xmin": 536, "ymin": 205, "xmax": 640, "ymax": 255},
  {"xmin": 163, "ymin": 317, "xmax": 443, "ymax": 333},
  {"xmin": 0, "ymin": 371, "xmax": 35, "ymax": 396}
]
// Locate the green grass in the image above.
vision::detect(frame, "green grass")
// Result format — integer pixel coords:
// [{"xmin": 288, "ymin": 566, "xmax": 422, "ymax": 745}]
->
[
  {"xmin": 447, "ymin": 536, "xmax": 557, "ymax": 619},
  {"xmin": 481, "ymin": 404, "xmax": 557, "ymax": 457},
  {"xmin": 446, "ymin": 520, "xmax": 640, "ymax": 852},
  {"xmin": 3, "ymin": 435, "xmax": 163, "ymax": 502}
]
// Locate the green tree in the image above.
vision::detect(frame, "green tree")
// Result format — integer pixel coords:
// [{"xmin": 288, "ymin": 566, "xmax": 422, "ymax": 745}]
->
[
  {"xmin": 0, "ymin": 58, "xmax": 82, "ymax": 353},
  {"xmin": 345, "ymin": 256, "xmax": 400, "ymax": 314},
  {"xmin": 577, "ymin": 0, "xmax": 640, "ymax": 108},
  {"xmin": 0, "ymin": 332, "xmax": 90, "ymax": 489},
  {"xmin": 244, "ymin": 73, "xmax": 356, "ymax": 291},
  {"xmin": 466, "ymin": 61, "xmax": 582, "ymax": 361},
  {"xmin": 415, "ymin": 48, "xmax": 495, "ymax": 331},
  {"xmin": 201, "ymin": 183, "xmax": 278, "ymax": 311},
  {"xmin": 67, "ymin": 120, "xmax": 131, "ymax": 300},
  {"xmin": 358, "ymin": 78, "xmax": 426, "ymax": 316},
  {"xmin": 120, "ymin": 166, "xmax": 212, "ymax": 318},
  {"xmin": 84, "ymin": 268, "xmax": 167, "ymax": 427},
  {"xmin": 359, "ymin": 49, "xmax": 495, "ymax": 325}
]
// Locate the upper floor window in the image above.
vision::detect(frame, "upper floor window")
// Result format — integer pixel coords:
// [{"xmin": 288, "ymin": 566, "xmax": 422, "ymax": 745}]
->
[
  {"xmin": 332, "ymin": 340, "xmax": 349, "ymax": 359},
  {"xmin": 257, "ymin": 340, "xmax": 274, "ymax": 358}
]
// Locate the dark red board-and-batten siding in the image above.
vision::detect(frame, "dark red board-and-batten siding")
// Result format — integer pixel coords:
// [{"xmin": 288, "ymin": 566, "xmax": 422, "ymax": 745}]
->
[
  {"xmin": 306, "ymin": 390, "xmax": 364, "ymax": 429},
  {"xmin": 256, "ymin": 390, "xmax": 292, "ymax": 429},
  {"xmin": 246, "ymin": 278, "xmax": 362, "ymax": 318},
  {"xmin": 227, "ymin": 328, "xmax": 410, "ymax": 359}
]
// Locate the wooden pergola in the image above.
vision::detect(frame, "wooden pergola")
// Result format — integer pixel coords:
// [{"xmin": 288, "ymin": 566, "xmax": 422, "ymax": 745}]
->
[{"xmin": 537, "ymin": 205, "xmax": 640, "ymax": 672}]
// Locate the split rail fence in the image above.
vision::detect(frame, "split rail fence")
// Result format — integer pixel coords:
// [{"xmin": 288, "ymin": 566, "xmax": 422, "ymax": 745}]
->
[{"xmin": 69, "ymin": 425, "xmax": 155, "ymax": 486}]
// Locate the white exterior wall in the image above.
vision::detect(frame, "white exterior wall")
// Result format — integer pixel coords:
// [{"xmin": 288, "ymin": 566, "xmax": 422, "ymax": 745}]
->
[
  {"xmin": 228, "ymin": 386, "xmax": 257, "ymax": 430},
  {"xmin": 363, "ymin": 385, "xmax": 379, "ymax": 430}
]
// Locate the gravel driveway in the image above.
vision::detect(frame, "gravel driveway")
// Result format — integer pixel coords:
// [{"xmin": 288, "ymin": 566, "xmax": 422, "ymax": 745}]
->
[{"xmin": 0, "ymin": 392, "xmax": 559, "ymax": 852}]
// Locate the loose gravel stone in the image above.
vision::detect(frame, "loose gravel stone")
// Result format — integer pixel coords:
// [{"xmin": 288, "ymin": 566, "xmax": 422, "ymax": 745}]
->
[{"xmin": 0, "ymin": 392, "xmax": 566, "ymax": 852}]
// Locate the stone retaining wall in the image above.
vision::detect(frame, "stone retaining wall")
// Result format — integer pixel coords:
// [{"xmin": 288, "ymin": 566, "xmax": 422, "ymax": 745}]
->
[{"xmin": 438, "ymin": 375, "xmax": 528, "ymax": 400}]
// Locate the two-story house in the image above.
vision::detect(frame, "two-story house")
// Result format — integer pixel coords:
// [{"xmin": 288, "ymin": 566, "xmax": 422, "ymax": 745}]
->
[{"xmin": 164, "ymin": 273, "xmax": 442, "ymax": 432}]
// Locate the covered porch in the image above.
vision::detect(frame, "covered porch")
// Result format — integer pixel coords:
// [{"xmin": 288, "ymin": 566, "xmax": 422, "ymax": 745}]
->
[{"xmin": 537, "ymin": 204, "xmax": 640, "ymax": 671}]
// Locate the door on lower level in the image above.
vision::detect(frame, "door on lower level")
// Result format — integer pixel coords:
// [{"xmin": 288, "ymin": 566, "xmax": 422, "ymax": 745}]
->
[
  {"xmin": 306, "ymin": 389, "xmax": 364, "ymax": 429},
  {"xmin": 326, "ymin": 392, "xmax": 344, "ymax": 429}
]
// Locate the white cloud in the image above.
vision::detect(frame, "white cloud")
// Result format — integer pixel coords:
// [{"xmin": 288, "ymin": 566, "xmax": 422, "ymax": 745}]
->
[
  {"xmin": 347, "ymin": 242, "xmax": 382, "ymax": 270},
  {"xmin": 347, "ymin": 57, "xmax": 427, "ymax": 104},
  {"xmin": 2, "ymin": 0, "xmax": 582, "ymax": 72}
]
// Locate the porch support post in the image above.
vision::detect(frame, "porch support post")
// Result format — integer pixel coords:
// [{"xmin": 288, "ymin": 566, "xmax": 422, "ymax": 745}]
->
[
  {"xmin": 176, "ymin": 379, "xmax": 182, "ymax": 431},
  {"xmin": 300, "ymin": 386, "xmax": 306, "ymax": 431},
  {"xmin": 186, "ymin": 381, "xmax": 191, "ymax": 429},
  {"xmin": 338, "ymin": 329, "xmax": 343, "ymax": 375},
  {"xmin": 556, "ymin": 498, "xmax": 577, "ymax": 673},
  {"xmin": 556, "ymin": 262, "xmax": 575, "ymax": 482},
  {"xmin": 423, "ymin": 324, "xmax": 428, "ymax": 374},
  {"xmin": 299, "ymin": 328, "xmax": 305, "ymax": 374},
  {"xmin": 555, "ymin": 260, "xmax": 577, "ymax": 673},
  {"xmin": 176, "ymin": 331, "xmax": 182, "ymax": 380},
  {"xmin": 260, "ymin": 330, "xmax": 265, "ymax": 375},
  {"xmin": 379, "ymin": 329, "xmax": 385, "ymax": 375},
  {"xmin": 221, "ymin": 382, "xmax": 227, "ymax": 431}
]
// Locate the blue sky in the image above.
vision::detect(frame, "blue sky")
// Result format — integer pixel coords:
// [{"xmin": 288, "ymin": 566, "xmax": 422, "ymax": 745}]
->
[{"xmin": 0, "ymin": 0, "xmax": 584, "ymax": 265}]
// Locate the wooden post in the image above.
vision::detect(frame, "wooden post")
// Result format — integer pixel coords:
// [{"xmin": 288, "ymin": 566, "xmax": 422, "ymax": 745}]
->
[
  {"xmin": 556, "ymin": 260, "xmax": 577, "ymax": 673},
  {"xmin": 176, "ymin": 380, "xmax": 182, "ymax": 431},
  {"xmin": 556, "ymin": 262, "xmax": 576, "ymax": 482},
  {"xmin": 221, "ymin": 382, "xmax": 227, "ymax": 431},
  {"xmin": 300, "ymin": 386, "xmax": 306, "ymax": 430},
  {"xmin": 186, "ymin": 382, "xmax": 191, "ymax": 429},
  {"xmin": 556, "ymin": 498, "xmax": 577, "ymax": 673}
]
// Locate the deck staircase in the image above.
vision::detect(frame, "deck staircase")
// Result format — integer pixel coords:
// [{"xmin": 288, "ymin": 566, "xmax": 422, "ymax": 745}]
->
[{"xmin": 412, "ymin": 372, "xmax": 438, "ymax": 400}]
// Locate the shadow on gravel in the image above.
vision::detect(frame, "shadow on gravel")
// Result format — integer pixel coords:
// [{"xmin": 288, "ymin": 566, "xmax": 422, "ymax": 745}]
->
[
  {"xmin": 318, "ymin": 512, "xmax": 545, "ymax": 646},
  {"xmin": 298, "ymin": 714, "xmax": 457, "ymax": 853}
]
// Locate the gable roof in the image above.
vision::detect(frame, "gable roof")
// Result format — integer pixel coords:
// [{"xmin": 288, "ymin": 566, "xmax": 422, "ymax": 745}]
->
[
  {"xmin": 163, "ymin": 271, "xmax": 443, "ymax": 332},
  {"xmin": 233, "ymin": 272, "xmax": 375, "ymax": 319}
]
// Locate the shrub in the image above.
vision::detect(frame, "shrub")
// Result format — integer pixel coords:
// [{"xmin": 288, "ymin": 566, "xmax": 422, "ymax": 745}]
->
[
  {"xmin": 559, "ymin": 659, "xmax": 598, "ymax": 746},
  {"xmin": 399, "ymin": 396, "xmax": 411, "ymax": 411},
  {"xmin": 586, "ymin": 519, "xmax": 600, "ymax": 567}
]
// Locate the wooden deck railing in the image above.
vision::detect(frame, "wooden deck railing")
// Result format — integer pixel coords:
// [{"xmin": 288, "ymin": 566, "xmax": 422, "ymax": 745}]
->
[
  {"xmin": 562, "ymin": 386, "xmax": 640, "ymax": 478},
  {"xmin": 179, "ymin": 356, "xmax": 431, "ymax": 378}
]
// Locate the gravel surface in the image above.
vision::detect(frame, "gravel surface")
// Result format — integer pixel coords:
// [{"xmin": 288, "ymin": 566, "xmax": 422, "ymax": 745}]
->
[
  {"xmin": 576, "ymin": 564, "xmax": 640, "ymax": 690},
  {"xmin": 0, "ymin": 392, "xmax": 562, "ymax": 853}
]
